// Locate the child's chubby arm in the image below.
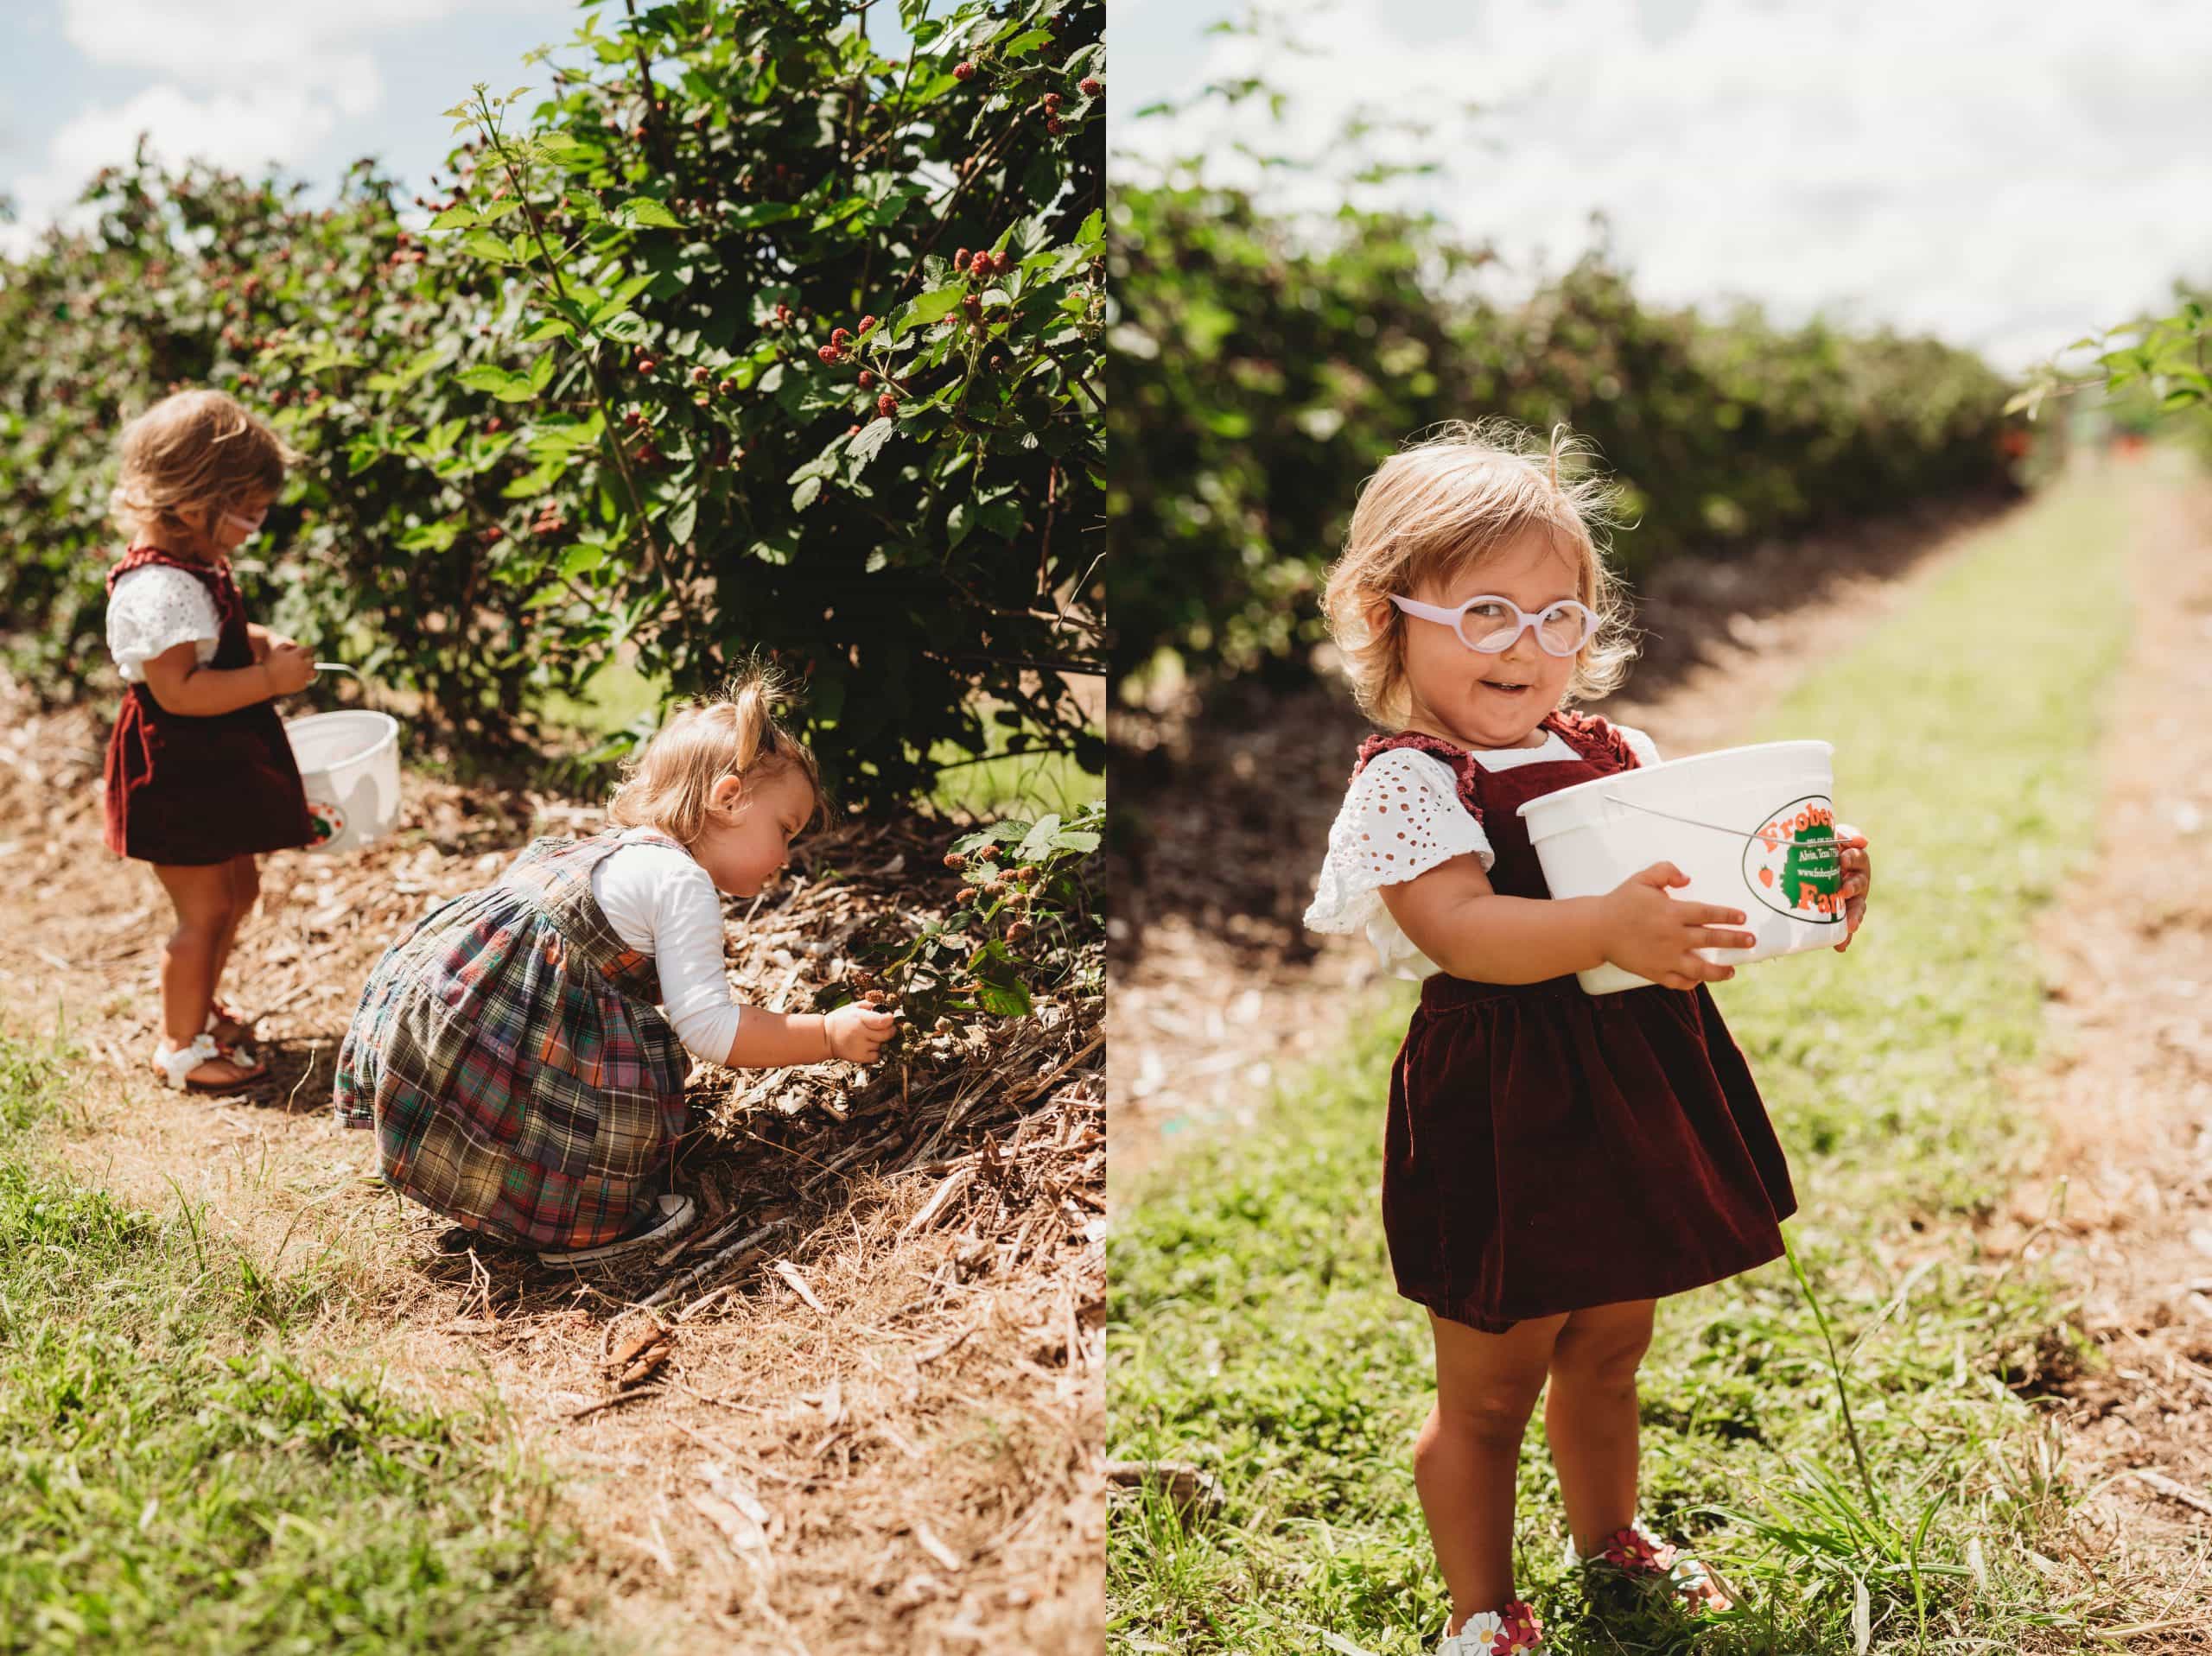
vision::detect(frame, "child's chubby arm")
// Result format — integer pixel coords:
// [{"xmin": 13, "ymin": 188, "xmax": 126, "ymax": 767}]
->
[
  {"xmin": 1381, "ymin": 854, "xmax": 1759, "ymax": 991},
  {"xmin": 244, "ymin": 623, "xmax": 298, "ymax": 663},
  {"xmin": 1834, "ymin": 824, "xmax": 1872, "ymax": 952},
  {"xmin": 140, "ymin": 636, "xmax": 315, "ymax": 716},
  {"xmin": 721, "ymin": 1002, "xmax": 898, "ymax": 1068}
]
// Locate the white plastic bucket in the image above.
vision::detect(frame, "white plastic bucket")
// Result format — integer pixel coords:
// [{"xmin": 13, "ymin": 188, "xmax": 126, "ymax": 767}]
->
[
  {"xmin": 283, "ymin": 710, "xmax": 402, "ymax": 854},
  {"xmin": 1516, "ymin": 739, "xmax": 1845, "ymax": 995}
]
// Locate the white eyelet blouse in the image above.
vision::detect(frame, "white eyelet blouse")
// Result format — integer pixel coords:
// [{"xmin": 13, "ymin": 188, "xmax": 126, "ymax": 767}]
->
[
  {"xmin": 105, "ymin": 565, "xmax": 222, "ymax": 682},
  {"xmin": 1304, "ymin": 723, "xmax": 1662, "ymax": 979}
]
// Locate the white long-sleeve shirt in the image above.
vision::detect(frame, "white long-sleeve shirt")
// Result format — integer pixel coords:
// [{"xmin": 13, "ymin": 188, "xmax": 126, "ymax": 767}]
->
[{"xmin": 589, "ymin": 828, "xmax": 745, "ymax": 1063}]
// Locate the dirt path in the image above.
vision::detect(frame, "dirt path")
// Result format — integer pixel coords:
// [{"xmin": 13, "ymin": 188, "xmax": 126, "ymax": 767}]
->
[
  {"xmin": 0, "ymin": 690, "xmax": 1103, "ymax": 1656},
  {"xmin": 1109, "ymin": 490, "xmax": 2020, "ymax": 1178},
  {"xmin": 2005, "ymin": 454, "xmax": 2212, "ymax": 1635}
]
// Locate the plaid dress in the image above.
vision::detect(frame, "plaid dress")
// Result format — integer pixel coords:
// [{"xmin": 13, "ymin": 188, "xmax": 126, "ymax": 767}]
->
[{"xmin": 334, "ymin": 832, "xmax": 693, "ymax": 1250}]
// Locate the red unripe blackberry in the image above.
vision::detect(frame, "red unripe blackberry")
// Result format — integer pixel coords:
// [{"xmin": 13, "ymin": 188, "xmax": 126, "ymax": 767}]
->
[
  {"xmin": 857, "ymin": 314, "xmax": 877, "ymax": 335},
  {"xmin": 716, "ymin": 378, "xmax": 736, "ymax": 395},
  {"xmin": 817, "ymin": 345, "xmax": 843, "ymax": 364},
  {"xmin": 1041, "ymin": 92, "xmax": 1062, "ymax": 111},
  {"xmin": 1079, "ymin": 76, "xmax": 1102, "ymax": 96},
  {"xmin": 858, "ymin": 370, "xmax": 876, "ymax": 387},
  {"xmin": 877, "ymin": 393, "xmax": 897, "ymax": 417},
  {"xmin": 954, "ymin": 60, "xmax": 975, "ymax": 80},
  {"xmin": 636, "ymin": 356, "xmax": 657, "ymax": 373},
  {"xmin": 830, "ymin": 327, "xmax": 851, "ymax": 346},
  {"xmin": 954, "ymin": 248, "xmax": 970, "ymax": 270}
]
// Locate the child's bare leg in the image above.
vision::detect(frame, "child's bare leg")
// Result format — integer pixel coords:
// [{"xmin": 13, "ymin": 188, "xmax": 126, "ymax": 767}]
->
[
  {"xmin": 1420, "ymin": 1310, "xmax": 1563, "ymax": 1627},
  {"xmin": 210, "ymin": 855, "xmax": 261, "ymax": 1017},
  {"xmin": 1544, "ymin": 1298, "xmax": 1655, "ymax": 1556},
  {"xmin": 152, "ymin": 862, "xmax": 257, "ymax": 1083}
]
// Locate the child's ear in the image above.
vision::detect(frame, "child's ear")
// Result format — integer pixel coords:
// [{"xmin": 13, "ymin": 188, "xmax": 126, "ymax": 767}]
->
[{"xmin": 710, "ymin": 773, "xmax": 746, "ymax": 815}]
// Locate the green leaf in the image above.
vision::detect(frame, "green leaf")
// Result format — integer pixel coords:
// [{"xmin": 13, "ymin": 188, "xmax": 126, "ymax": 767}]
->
[
  {"xmin": 460, "ymin": 230, "xmax": 515, "ymax": 263},
  {"xmin": 614, "ymin": 195, "xmax": 683, "ymax": 229},
  {"xmin": 595, "ymin": 309, "xmax": 649, "ymax": 344},
  {"xmin": 847, "ymin": 416, "xmax": 896, "ymax": 471},
  {"xmin": 558, "ymin": 542, "xmax": 607, "ymax": 578},
  {"xmin": 665, "ymin": 495, "xmax": 698, "ymax": 542},
  {"xmin": 429, "ymin": 205, "xmax": 481, "ymax": 231},
  {"xmin": 1015, "ymin": 814, "xmax": 1063, "ymax": 860},
  {"xmin": 895, "ymin": 285, "xmax": 964, "ymax": 340},
  {"xmin": 791, "ymin": 476, "xmax": 823, "ymax": 511}
]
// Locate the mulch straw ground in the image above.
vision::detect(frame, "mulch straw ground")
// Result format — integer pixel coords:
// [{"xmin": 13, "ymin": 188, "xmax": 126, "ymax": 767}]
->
[{"xmin": 0, "ymin": 669, "xmax": 1104, "ymax": 1654}]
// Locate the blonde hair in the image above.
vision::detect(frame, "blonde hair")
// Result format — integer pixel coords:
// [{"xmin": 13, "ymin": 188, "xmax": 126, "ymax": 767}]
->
[
  {"xmin": 110, "ymin": 389, "xmax": 300, "ymax": 551},
  {"xmin": 607, "ymin": 665, "xmax": 827, "ymax": 846},
  {"xmin": 1319, "ymin": 417, "xmax": 1637, "ymax": 727}
]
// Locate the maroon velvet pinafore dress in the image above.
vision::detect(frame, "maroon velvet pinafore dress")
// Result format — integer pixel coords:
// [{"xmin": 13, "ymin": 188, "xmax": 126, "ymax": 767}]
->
[
  {"xmin": 1369, "ymin": 710, "xmax": 1797, "ymax": 1334},
  {"xmin": 103, "ymin": 547, "xmax": 316, "ymax": 866}
]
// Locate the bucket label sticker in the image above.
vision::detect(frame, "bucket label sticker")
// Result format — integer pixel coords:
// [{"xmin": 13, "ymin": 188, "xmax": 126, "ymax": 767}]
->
[
  {"xmin": 306, "ymin": 800, "xmax": 347, "ymax": 851},
  {"xmin": 1743, "ymin": 795, "xmax": 1843, "ymax": 923}
]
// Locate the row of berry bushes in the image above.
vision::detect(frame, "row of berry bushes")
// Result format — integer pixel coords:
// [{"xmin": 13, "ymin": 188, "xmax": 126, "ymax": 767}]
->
[
  {"xmin": 0, "ymin": 0, "xmax": 1105, "ymax": 810},
  {"xmin": 1108, "ymin": 179, "xmax": 2024, "ymax": 693}
]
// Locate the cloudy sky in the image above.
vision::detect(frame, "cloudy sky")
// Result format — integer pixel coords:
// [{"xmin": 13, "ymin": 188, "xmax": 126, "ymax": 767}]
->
[
  {"xmin": 0, "ymin": 0, "xmax": 586, "ymax": 253},
  {"xmin": 1113, "ymin": 0, "xmax": 2212, "ymax": 370}
]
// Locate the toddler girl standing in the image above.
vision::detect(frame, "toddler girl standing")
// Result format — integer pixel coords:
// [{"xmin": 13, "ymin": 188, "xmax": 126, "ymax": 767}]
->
[
  {"xmin": 1304, "ymin": 422, "xmax": 1871, "ymax": 1651},
  {"xmin": 103, "ymin": 389, "xmax": 319, "ymax": 1092},
  {"xmin": 334, "ymin": 673, "xmax": 899, "ymax": 1264}
]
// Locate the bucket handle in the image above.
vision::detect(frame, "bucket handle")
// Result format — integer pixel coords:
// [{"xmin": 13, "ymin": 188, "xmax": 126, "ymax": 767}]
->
[{"xmin": 1601, "ymin": 793, "xmax": 1842, "ymax": 853}]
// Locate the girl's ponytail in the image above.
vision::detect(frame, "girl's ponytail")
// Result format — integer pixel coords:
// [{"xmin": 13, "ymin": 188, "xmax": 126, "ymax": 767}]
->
[{"xmin": 607, "ymin": 659, "xmax": 826, "ymax": 844}]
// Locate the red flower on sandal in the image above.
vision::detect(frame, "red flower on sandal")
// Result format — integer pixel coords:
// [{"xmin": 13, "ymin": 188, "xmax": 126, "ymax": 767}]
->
[{"xmin": 1588, "ymin": 1524, "xmax": 1732, "ymax": 1613}]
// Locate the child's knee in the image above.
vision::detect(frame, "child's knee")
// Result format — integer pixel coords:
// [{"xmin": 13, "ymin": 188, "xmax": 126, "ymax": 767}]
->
[
  {"xmin": 1426, "ymin": 1384, "xmax": 1542, "ymax": 1455},
  {"xmin": 1551, "ymin": 1319, "xmax": 1652, "ymax": 1389},
  {"xmin": 166, "ymin": 913, "xmax": 226, "ymax": 952}
]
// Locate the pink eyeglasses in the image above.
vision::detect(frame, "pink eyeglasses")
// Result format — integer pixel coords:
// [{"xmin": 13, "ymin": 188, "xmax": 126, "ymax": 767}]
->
[{"xmin": 1389, "ymin": 593, "xmax": 1599, "ymax": 657}]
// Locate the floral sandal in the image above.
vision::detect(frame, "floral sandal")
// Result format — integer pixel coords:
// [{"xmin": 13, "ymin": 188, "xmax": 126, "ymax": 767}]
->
[
  {"xmin": 205, "ymin": 999, "xmax": 257, "ymax": 1058},
  {"xmin": 156, "ymin": 1032, "xmax": 267, "ymax": 1093},
  {"xmin": 1567, "ymin": 1521, "xmax": 1731, "ymax": 1613},
  {"xmin": 1435, "ymin": 1600, "xmax": 1545, "ymax": 1655}
]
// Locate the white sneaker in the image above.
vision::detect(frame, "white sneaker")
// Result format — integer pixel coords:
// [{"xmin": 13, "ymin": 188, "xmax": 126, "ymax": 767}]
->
[
  {"xmin": 535, "ymin": 1193, "xmax": 696, "ymax": 1266},
  {"xmin": 1434, "ymin": 1599, "xmax": 1545, "ymax": 1654}
]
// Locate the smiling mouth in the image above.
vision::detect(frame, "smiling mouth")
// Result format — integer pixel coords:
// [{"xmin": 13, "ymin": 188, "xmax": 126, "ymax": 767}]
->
[{"xmin": 1480, "ymin": 678, "xmax": 1532, "ymax": 695}]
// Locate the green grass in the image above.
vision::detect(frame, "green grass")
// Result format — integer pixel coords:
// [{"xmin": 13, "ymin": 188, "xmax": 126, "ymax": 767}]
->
[
  {"xmin": 0, "ymin": 1034, "xmax": 594, "ymax": 1654},
  {"xmin": 1108, "ymin": 471, "xmax": 2142, "ymax": 1654}
]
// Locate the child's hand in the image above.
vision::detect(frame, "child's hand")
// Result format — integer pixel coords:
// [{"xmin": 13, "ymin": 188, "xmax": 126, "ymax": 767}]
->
[
  {"xmin": 263, "ymin": 642, "xmax": 315, "ymax": 695},
  {"xmin": 1599, "ymin": 862, "xmax": 1758, "ymax": 991},
  {"xmin": 825, "ymin": 1003, "xmax": 898, "ymax": 1063},
  {"xmin": 1833, "ymin": 825, "xmax": 1872, "ymax": 951}
]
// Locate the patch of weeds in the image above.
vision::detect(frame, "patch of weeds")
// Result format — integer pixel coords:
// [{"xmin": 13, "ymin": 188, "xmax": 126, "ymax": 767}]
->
[{"xmin": 0, "ymin": 1031, "xmax": 594, "ymax": 1653}]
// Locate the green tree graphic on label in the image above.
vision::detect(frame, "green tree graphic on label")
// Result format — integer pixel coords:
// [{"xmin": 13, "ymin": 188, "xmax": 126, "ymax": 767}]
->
[{"xmin": 1783, "ymin": 821, "xmax": 1840, "ymax": 910}]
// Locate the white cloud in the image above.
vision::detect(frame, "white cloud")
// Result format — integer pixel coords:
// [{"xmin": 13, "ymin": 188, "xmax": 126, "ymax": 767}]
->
[
  {"xmin": 4, "ymin": 0, "xmax": 555, "ymax": 257},
  {"xmin": 1118, "ymin": 0, "xmax": 2212, "ymax": 368},
  {"xmin": 1, "ymin": 78, "xmax": 373, "ymax": 257},
  {"xmin": 60, "ymin": 0, "xmax": 537, "ymax": 88}
]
